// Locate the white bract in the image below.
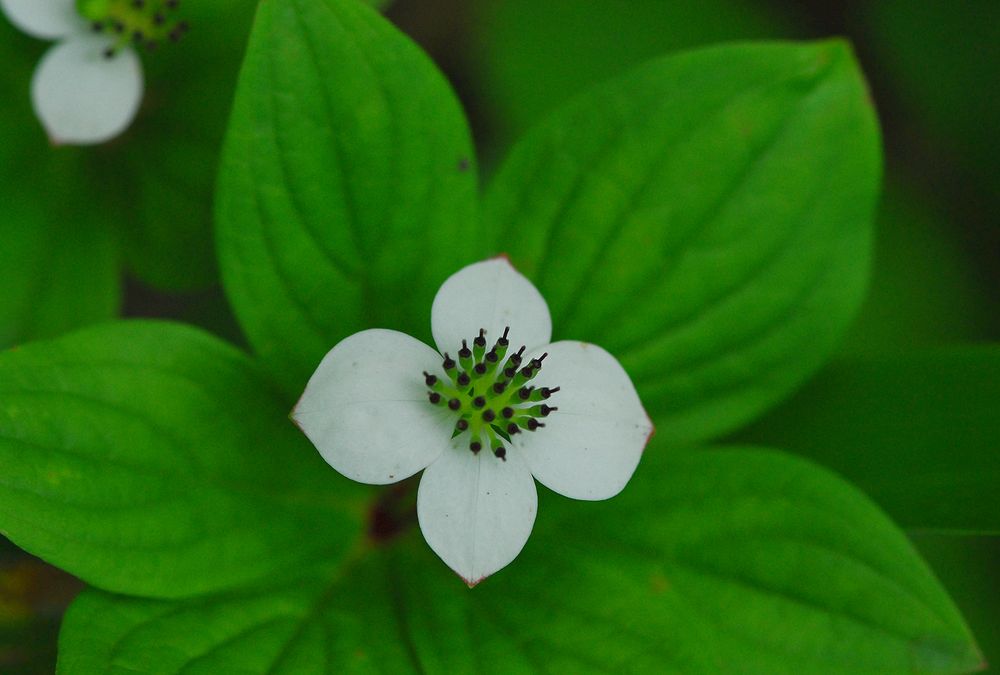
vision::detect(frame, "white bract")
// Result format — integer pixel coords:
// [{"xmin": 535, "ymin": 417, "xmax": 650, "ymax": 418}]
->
[
  {"xmin": 1, "ymin": 0, "xmax": 185, "ymax": 145},
  {"xmin": 294, "ymin": 259, "xmax": 653, "ymax": 586}
]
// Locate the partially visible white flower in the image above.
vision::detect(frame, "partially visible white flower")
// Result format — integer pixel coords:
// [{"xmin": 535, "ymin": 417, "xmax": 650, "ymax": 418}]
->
[
  {"xmin": 0, "ymin": 0, "xmax": 174, "ymax": 145},
  {"xmin": 293, "ymin": 259, "xmax": 654, "ymax": 586}
]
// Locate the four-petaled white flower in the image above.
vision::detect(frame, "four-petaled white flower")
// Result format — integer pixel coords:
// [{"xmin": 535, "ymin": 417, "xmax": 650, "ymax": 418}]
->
[
  {"xmin": 293, "ymin": 259, "xmax": 654, "ymax": 585},
  {"xmin": 1, "ymin": 0, "xmax": 185, "ymax": 145}
]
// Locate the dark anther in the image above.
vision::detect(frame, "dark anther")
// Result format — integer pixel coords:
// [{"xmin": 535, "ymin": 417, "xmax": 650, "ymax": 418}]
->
[
  {"xmin": 458, "ymin": 340, "xmax": 472, "ymax": 359},
  {"xmin": 442, "ymin": 353, "xmax": 456, "ymax": 370},
  {"xmin": 530, "ymin": 352, "xmax": 549, "ymax": 369},
  {"xmin": 540, "ymin": 405, "xmax": 558, "ymax": 417},
  {"xmin": 502, "ymin": 407, "xmax": 514, "ymax": 419},
  {"xmin": 177, "ymin": 20, "xmax": 190, "ymax": 32},
  {"xmin": 146, "ymin": 40, "xmax": 159, "ymax": 51},
  {"xmin": 113, "ymin": 21, "xmax": 125, "ymax": 33},
  {"xmin": 499, "ymin": 326, "xmax": 510, "ymax": 346},
  {"xmin": 507, "ymin": 422, "xmax": 521, "ymax": 435},
  {"xmin": 482, "ymin": 409, "xmax": 496, "ymax": 422},
  {"xmin": 166, "ymin": 0, "xmax": 180, "ymax": 8},
  {"xmin": 473, "ymin": 396, "xmax": 487, "ymax": 409},
  {"xmin": 423, "ymin": 371, "xmax": 437, "ymax": 387},
  {"xmin": 492, "ymin": 381, "xmax": 507, "ymax": 394},
  {"xmin": 504, "ymin": 367, "xmax": 517, "ymax": 379},
  {"xmin": 518, "ymin": 386, "xmax": 533, "ymax": 401},
  {"xmin": 494, "ymin": 446, "xmax": 507, "ymax": 461},
  {"xmin": 91, "ymin": 21, "xmax": 103, "ymax": 32},
  {"xmin": 169, "ymin": 28, "xmax": 182, "ymax": 41},
  {"xmin": 474, "ymin": 328, "xmax": 487, "ymax": 348},
  {"xmin": 470, "ymin": 441, "xmax": 482, "ymax": 454},
  {"xmin": 510, "ymin": 346, "xmax": 525, "ymax": 366},
  {"xmin": 473, "ymin": 363, "xmax": 487, "ymax": 376},
  {"xmin": 448, "ymin": 398, "xmax": 461, "ymax": 411},
  {"xmin": 153, "ymin": 12, "xmax": 166, "ymax": 25},
  {"xmin": 132, "ymin": 0, "xmax": 145, "ymax": 8},
  {"xmin": 457, "ymin": 372, "xmax": 471, "ymax": 387},
  {"xmin": 486, "ymin": 350, "xmax": 498, "ymax": 363},
  {"xmin": 527, "ymin": 419, "xmax": 544, "ymax": 431},
  {"xmin": 428, "ymin": 392, "xmax": 441, "ymax": 405},
  {"xmin": 456, "ymin": 419, "xmax": 469, "ymax": 432},
  {"xmin": 102, "ymin": 47, "xmax": 116, "ymax": 59},
  {"xmin": 132, "ymin": 30, "xmax": 144, "ymax": 42},
  {"xmin": 520, "ymin": 366, "xmax": 534, "ymax": 379},
  {"xmin": 541, "ymin": 386, "xmax": 560, "ymax": 399}
]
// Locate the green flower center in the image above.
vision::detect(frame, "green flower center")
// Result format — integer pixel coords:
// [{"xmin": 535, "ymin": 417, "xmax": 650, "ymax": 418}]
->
[
  {"xmin": 77, "ymin": 0, "xmax": 189, "ymax": 58},
  {"xmin": 424, "ymin": 327, "xmax": 560, "ymax": 462}
]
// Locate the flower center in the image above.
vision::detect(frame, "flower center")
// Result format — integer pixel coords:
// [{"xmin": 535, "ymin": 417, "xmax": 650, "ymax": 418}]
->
[
  {"xmin": 77, "ymin": 0, "xmax": 189, "ymax": 58},
  {"xmin": 424, "ymin": 327, "xmax": 560, "ymax": 462}
]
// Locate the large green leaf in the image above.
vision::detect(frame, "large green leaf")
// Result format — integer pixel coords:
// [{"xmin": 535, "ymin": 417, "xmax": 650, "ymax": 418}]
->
[
  {"xmin": 216, "ymin": 0, "xmax": 479, "ymax": 396},
  {"xmin": 57, "ymin": 447, "xmax": 981, "ymax": 674},
  {"xmin": 0, "ymin": 321, "xmax": 366, "ymax": 598},
  {"xmin": 485, "ymin": 40, "xmax": 882, "ymax": 443},
  {"xmin": 738, "ymin": 347, "xmax": 1000, "ymax": 534}
]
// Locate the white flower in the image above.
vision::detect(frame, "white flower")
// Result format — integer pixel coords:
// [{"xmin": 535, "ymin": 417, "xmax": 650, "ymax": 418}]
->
[
  {"xmin": 293, "ymin": 259, "xmax": 654, "ymax": 585},
  {"xmin": 0, "ymin": 0, "xmax": 155, "ymax": 144}
]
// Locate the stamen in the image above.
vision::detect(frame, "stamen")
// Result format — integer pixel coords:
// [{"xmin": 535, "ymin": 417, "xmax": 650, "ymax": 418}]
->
[
  {"xmin": 458, "ymin": 340, "xmax": 473, "ymax": 370},
  {"xmin": 530, "ymin": 352, "xmax": 548, "ymax": 370},
  {"xmin": 422, "ymin": 328, "xmax": 562, "ymax": 462}
]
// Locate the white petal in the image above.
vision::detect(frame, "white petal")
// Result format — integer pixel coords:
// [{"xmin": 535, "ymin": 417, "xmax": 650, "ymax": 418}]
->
[
  {"xmin": 292, "ymin": 329, "xmax": 453, "ymax": 485},
  {"xmin": 31, "ymin": 37, "xmax": 143, "ymax": 146},
  {"xmin": 1, "ymin": 0, "xmax": 83, "ymax": 39},
  {"xmin": 515, "ymin": 341, "xmax": 653, "ymax": 501},
  {"xmin": 431, "ymin": 258, "xmax": 552, "ymax": 358},
  {"xmin": 417, "ymin": 442, "xmax": 537, "ymax": 586}
]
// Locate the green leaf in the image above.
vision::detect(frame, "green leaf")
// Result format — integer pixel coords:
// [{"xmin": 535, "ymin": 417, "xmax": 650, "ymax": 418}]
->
[
  {"xmin": 485, "ymin": 40, "xmax": 882, "ymax": 443},
  {"xmin": 472, "ymin": 0, "xmax": 795, "ymax": 151},
  {"xmin": 0, "ymin": 321, "xmax": 366, "ymax": 599},
  {"xmin": 216, "ymin": 0, "xmax": 479, "ymax": 396},
  {"xmin": 737, "ymin": 347, "xmax": 1000, "ymax": 534},
  {"xmin": 57, "ymin": 447, "xmax": 981, "ymax": 674}
]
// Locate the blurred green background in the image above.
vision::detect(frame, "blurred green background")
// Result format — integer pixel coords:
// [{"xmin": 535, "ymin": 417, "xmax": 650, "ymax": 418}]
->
[{"xmin": 2, "ymin": 0, "xmax": 998, "ymax": 671}]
